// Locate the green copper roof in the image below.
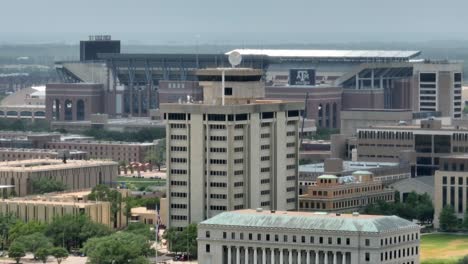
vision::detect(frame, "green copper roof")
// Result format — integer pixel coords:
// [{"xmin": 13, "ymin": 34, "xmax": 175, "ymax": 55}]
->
[{"xmin": 200, "ymin": 211, "xmax": 418, "ymax": 233}]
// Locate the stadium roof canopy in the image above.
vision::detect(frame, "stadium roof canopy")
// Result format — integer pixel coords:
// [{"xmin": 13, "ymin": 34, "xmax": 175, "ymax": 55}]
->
[{"xmin": 227, "ymin": 49, "xmax": 421, "ymax": 61}]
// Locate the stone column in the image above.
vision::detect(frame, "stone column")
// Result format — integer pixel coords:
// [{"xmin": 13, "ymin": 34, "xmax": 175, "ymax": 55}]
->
[
  {"xmin": 245, "ymin": 247, "xmax": 249, "ymax": 264},
  {"xmin": 298, "ymin": 250, "xmax": 301, "ymax": 264},
  {"xmin": 236, "ymin": 247, "xmax": 240, "ymax": 264},
  {"xmin": 288, "ymin": 250, "xmax": 292, "ymax": 264},
  {"xmin": 306, "ymin": 251, "xmax": 310, "ymax": 264},
  {"xmin": 228, "ymin": 246, "xmax": 232, "ymax": 264},
  {"xmin": 271, "ymin": 249, "xmax": 275, "ymax": 264},
  {"xmin": 333, "ymin": 252, "xmax": 337, "ymax": 264},
  {"xmin": 254, "ymin": 248, "xmax": 257, "ymax": 264},
  {"xmin": 262, "ymin": 248, "xmax": 266, "ymax": 264},
  {"xmin": 315, "ymin": 251, "xmax": 319, "ymax": 264},
  {"xmin": 280, "ymin": 250, "xmax": 283, "ymax": 264},
  {"xmin": 324, "ymin": 251, "xmax": 328, "ymax": 264}
]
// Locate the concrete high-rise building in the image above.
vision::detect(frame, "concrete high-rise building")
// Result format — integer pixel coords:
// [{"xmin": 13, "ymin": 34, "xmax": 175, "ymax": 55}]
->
[
  {"xmin": 161, "ymin": 68, "xmax": 304, "ymax": 229},
  {"xmin": 412, "ymin": 62, "xmax": 463, "ymax": 119}
]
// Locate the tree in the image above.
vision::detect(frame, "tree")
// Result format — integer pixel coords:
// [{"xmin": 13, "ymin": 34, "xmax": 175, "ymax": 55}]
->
[
  {"xmin": 50, "ymin": 247, "xmax": 68, "ymax": 264},
  {"xmin": 462, "ymin": 210, "xmax": 468, "ymax": 230},
  {"xmin": 31, "ymin": 177, "xmax": 67, "ymax": 194},
  {"xmin": 45, "ymin": 215, "xmax": 111, "ymax": 251},
  {"xmin": 439, "ymin": 205, "xmax": 459, "ymax": 231},
  {"xmin": 9, "ymin": 221, "xmax": 47, "ymax": 243},
  {"xmin": 0, "ymin": 213, "xmax": 18, "ymax": 249},
  {"xmin": 83, "ymin": 232, "xmax": 153, "ymax": 264},
  {"xmin": 459, "ymin": 255, "xmax": 468, "ymax": 264},
  {"xmin": 145, "ymin": 139, "xmax": 166, "ymax": 171},
  {"xmin": 8, "ymin": 241, "xmax": 25, "ymax": 264},
  {"xmin": 88, "ymin": 185, "xmax": 123, "ymax": 228},
  {"xmin": 14, "ymin": 233, "xmax": 52, "ymax": 259},
  {"xmin": 125, "ymin": 222, "xmax": 154, "ymax": 241},
  {"xmin": 35, "ymin": 247, "xmax": 50, "ymax": 264},
  {"xmin": 163, "ymin": 224, "xmax": 197, "ymax": 258}
]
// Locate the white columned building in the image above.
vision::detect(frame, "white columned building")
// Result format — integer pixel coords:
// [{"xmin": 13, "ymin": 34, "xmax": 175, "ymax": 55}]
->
[{"xmin": 198, "ymin": 209, "xmax": 421, "ymax": 264}]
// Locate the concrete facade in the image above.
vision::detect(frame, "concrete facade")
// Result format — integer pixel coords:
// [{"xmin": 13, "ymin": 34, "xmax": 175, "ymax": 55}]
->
[
  {"xmin": 45, "ymin": 140, "xmax": 155, "ymax": 164},
  {"xmin": 265, "ymin": 86, "xmax": 342, "ymax": 129},
  {"xmin": 162, "ymin": 68, "xmax": 304, "ymax": 229},
  {"xmin": 0, "ymin": 159, "xmax": 117, "ymax": 196},
  {"xmin": 412, "ymin": 62, "xmax": 463, "ymax": 118},
  {"xmin": 434, "ymin": 155, "xmax": 468, "ymax": 228},
  {"xmin": 0, "ymin": 190, "xmax": 127, "ymax": 228},
  {"xmin": 0, "ymin": 148, "xmax": 88, "ymax": 161},
  {"xmin": 356, "ymin": 119, "xmax": 468, "ymax": 176},
  {"xmin": 198, "ymin": 209, "xmax": 421, "ymax": 264},
  {"xmin": 340, "ymin": 109, "xmax": 413, "ymax": 137}
]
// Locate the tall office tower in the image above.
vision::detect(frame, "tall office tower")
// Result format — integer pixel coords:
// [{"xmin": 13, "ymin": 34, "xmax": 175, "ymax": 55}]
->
[
  {"xmin": 413, "ymin": 62, "xmax": 463, "ymax": 119},
  {"xmin": 161, "ymin": 68, "xmax": 304, "ymax": 229}
]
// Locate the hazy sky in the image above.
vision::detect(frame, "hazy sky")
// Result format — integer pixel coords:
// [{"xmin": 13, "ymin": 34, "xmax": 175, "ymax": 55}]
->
[{"xmin": 2, "ymin": 0, "xmax": 468, "ymax": 44}]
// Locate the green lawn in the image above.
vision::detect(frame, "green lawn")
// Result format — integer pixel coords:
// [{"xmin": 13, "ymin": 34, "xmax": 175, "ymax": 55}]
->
[
  {"xmin": 117, "ymin": 176, "xmax": 166, "ymax": 191},
  {"xmin": 421, "ymin": 234, "xmax": 468, "ymax": 263}
]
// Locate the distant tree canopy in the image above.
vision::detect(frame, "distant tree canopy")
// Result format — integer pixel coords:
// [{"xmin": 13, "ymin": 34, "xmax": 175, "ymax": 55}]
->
[
  {"xmin": 83, "ymin": 127, "xmax": 165, "ymax": 143},
  {"xmin": 145, "ymin": 139, "xmax": 166, "ymax": 170},
  {"xmin": 31, "ymin": 178, "xmax": 67, "ymax": 194},
  {"xmin": 0, "ymin": 119, "xmax": 50, "ymax": 132},
  {"xmin": 363, "ymin": 191, "xmax": 434, "ymax": 224}
]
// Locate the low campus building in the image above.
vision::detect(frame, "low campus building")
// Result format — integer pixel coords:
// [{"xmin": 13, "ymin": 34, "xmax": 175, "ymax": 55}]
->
[
  {"xmin": 0, "ymin": 159, "xmax": 117, "ymax": 196},
  {"xmin": 198, "ymin": 209, "xmax": 421, "ymax": 264},
  {"xmin": 299, "ymin": 171, "xmax": 394, "ymax": 212},
  {"xmin": 0, "ymin": 148, "xmax": 88, "ymax": 161},
  {"xmin": 0, "ymin": 190, "xmax": 127, "ymax": 228}
]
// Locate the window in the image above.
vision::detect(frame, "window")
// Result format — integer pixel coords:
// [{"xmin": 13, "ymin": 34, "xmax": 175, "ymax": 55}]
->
[
  {"xmin": 206, "ymin": 244, "xmax": 210, "ymax": 253},
  {"xmin": 223, "ymin": 232, "xmax": 226, "ymax": 239},
  {"xmin": 206, "ymin": 231, "xmax": 210, "ymax": 238},
  {"xmin": 365, "ymin": 239, "xmax": 370, "ymax": 246},
  {"xmin": 249, "ymin": 233, "xmax": 252, "ymax": 240},
  {"xmin": 257, "ymin": 234, "xmax": 261, "ymax": 240},
  {"xmin": 224, "ymin": 87, "xmax": 233, "ymax": 96},
  {"xmin": 365, "ymin": 252, "xmax": 370, "ymax": 262},
  {"xmin": 328, "ymin": 237, "xmax": 332, "ymax": 244},
  {"xmin": 346, "ymin": 238, "xmax": 350, "ymax": 245}
]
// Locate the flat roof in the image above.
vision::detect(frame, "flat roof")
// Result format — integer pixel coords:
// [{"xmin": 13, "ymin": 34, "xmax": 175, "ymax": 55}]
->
[
  {"xmin": 200, "ymin": 210, "xmax": 419, "ymax": 233},
  {"xmin": 0, "ymin": 159, "xmax": 116, "ymax": 172},
  {"xmin": 300, "ymin": 161, "xmax": 400, "ymax": 173},
  {"xmin": 227, "ymin": 49, "xmax": 421, "ymax": 60}
]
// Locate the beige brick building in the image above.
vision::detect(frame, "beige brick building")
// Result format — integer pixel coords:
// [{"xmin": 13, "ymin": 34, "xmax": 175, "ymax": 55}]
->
[
  {"xmin": 0, "ymin": 159, "xmax": 117, "ymax": 196},
  {"xmin": 162, "ymin": 68, "xmax": 304, "ymax": 229},
  {"xmin": 299, "ymin": 171, "xmax": 394, "ymax": 213},
  {"xmin": 0, "ymin": 190, "xmax": 127, "ymax": 228},
  {"xmin": 45, "ymin": 140, "xmax": 155, "ymax": 164},
  {"xmin": 0, "ymin": 148, "xmax": 87, "ymax": 161},
  {"xmin": 198, "ymin": 209, "xmax": 421, "ymax": 264}
]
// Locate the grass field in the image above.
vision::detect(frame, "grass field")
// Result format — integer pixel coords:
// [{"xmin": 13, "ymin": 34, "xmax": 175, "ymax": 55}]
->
[
  {"xmin": 117, "ymin": 176, "xmax": 166, "ymax": 190},
  {"xmin": 421, "ymin": 234, "xmax": 468, "ymax": 264}
]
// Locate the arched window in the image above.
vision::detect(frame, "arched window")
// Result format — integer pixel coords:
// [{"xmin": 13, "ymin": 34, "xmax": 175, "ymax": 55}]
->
[
  {"xmin": 76, "ymin": 99, "xmax": 85, "ymax": 121},
  {"xmin": 332, "ymin": 103, "xmax": 337, "ymax": 128},
  {"xmin": 64, "ymin": 100, "xmax": 73, "ymax": 121},
  {"xmin": 325, "ymin": 104, "xmax": 330, "ymax": 128},
  {"xmin": 53, "ymin": 99, "xmax": 61, "ymax": 120},
  {"xmin": 318, "ymin": 104, "xmax": 323, "ymax": 127}
]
